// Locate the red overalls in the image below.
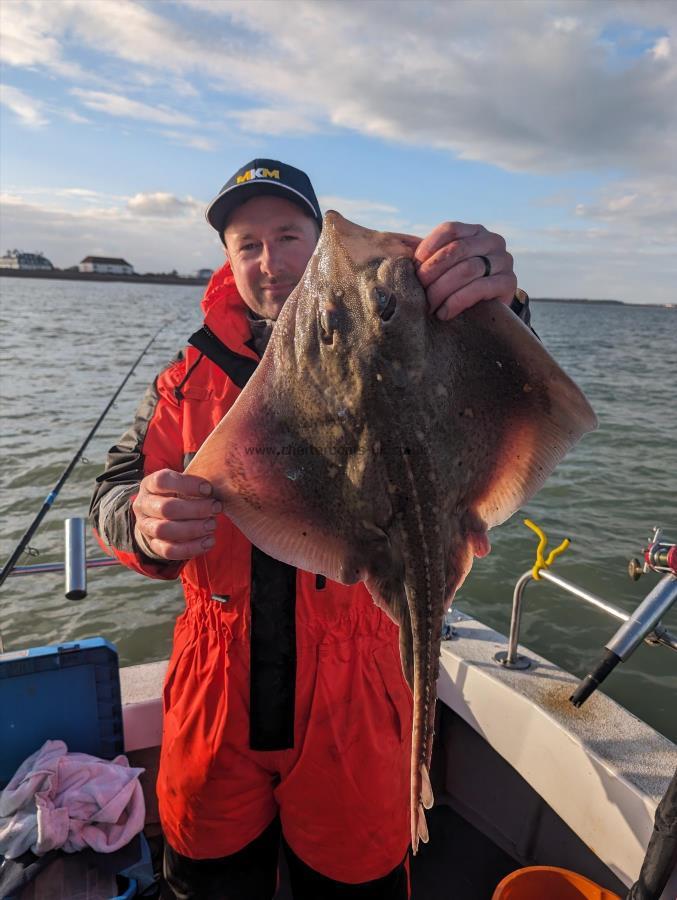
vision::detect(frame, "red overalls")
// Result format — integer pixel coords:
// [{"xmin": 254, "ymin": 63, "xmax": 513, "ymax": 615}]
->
[{"xmin": 95, "ymin": 265, "xmax": 412, "ymax": 883}]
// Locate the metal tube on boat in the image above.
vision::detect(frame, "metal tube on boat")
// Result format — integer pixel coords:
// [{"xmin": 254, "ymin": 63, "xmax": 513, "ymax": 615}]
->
[
  {"xmin": 570, "ymin": 574, "xmax": 677, "ymax": 708},
  {"xmin": 9, "ymin": 557, "xmax": 119, "ymax": 576},
  {"xmin": 607, "ymin": 574, "xmax": 677, "ymax": 661},
  {"xmin": 65, "ymin": 517, "xmax": 87, "ymax": 600},
  {"xmin": 494, "ymin": 570, "xmax": 533, "ymax": 669}
]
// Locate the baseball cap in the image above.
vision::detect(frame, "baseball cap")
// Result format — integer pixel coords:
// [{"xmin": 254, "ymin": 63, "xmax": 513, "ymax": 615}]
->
[{"xmin": 206, "ymin": 158, "xmax": 323, "ymax": 240}]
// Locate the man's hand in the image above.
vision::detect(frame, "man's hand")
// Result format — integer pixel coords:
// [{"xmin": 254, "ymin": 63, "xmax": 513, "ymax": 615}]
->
[
  {"xmin": 414, "ymin": 222, "xmax": 517, "ymax": 320},
  {"xmin": 132, "ymin": 469, "xmax": 221, "ymax": 561}
]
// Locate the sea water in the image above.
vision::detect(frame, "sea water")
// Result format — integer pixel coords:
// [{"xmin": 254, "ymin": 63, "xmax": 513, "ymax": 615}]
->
[{"xmin": 0, "ymin": 279, "xmax": 675, "ymax": 740}]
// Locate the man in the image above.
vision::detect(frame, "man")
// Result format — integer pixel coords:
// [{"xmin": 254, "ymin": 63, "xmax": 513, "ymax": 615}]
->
[{"xmin": 90, "ymin": 159, "xmax": 530, "ymax": 899}]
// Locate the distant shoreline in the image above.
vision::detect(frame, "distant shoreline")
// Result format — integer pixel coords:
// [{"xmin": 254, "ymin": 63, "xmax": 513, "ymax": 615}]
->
[
  {"xmin": 0, "ymin": 269, "xmax": 208, "ymax": 286},
  {"xmin": 531, "ymin": 297, "xmax": 674, "ymax": 309},
  {"xmin": 0, "ymin": 269, "xmax": 673, "ymax": 307},
  {"xmin": 532, "ymin": 297, "xmax": 623, "ymax": 305}
]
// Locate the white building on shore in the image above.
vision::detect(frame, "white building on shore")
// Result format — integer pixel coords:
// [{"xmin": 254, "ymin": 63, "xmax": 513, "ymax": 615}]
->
[
  {"xmin": 0, "ymin": 250, "xmax": 53, "ymax": 270},
  {"xmin": 79, "ymin": 256, "xmax": 134, "ymax": 275}
]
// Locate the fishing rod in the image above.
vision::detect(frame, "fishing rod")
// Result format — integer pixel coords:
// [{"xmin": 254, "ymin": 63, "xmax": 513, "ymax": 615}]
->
[{"xmin": 0, "ymin": 321, "xmax": 170, "ymax": 589}]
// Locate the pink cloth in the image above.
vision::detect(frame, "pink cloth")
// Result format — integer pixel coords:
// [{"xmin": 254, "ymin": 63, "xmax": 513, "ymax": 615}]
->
[{"xmin": 0, "ymin": 740, "xmax": 145, "ymax": 859}]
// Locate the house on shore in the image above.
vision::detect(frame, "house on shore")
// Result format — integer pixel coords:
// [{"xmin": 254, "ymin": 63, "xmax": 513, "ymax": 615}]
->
[
  {"xmin": 79, "ymin": 256, "xmax": 134, "ymax": 275},
  {"xmin": 197, "ymin": 268, "xmax": 214, "ymax": 280},
  {"xmin": 0, "ymin": 250, "xmax": 53, "ymax": 270}
]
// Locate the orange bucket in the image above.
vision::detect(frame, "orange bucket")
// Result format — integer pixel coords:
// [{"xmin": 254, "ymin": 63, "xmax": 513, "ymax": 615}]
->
[{"xmin": 492, "ymin": 866, "xmax": 622, "ymax": 900}]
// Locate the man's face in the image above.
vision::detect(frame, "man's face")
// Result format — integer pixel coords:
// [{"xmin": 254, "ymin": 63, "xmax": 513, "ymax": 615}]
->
[{"xmin": 224, "ymin": 195, "xmax": 320, "ymax": 319}]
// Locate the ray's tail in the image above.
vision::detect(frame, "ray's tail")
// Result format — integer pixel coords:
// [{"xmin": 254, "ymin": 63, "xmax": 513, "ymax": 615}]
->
[
  {"xmin": 406, "ymin": 581, "xmax": 444, "ymax": 854},
  {"xmin": 405, "ymin": 538, "xmax": 476, "ymax": 854}
]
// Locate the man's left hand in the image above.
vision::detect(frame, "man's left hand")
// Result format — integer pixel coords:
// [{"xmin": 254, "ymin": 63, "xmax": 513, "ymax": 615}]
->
[{"xmin": 414, "ymin": 221, "xmax": 517, "ymax": 320}]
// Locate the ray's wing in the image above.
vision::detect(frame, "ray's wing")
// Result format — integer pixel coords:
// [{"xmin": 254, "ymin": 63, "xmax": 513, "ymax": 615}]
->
[
  {"xmin": 434, "ymin": 300, "xmax": 597, "ymax": 535},
  {"xmin": 188, "ymin": 390, "xmax": 353, "ymax": 583},
  {"xmin": 186, "ymin": 346, "xmax": 401, "ymax": 586}
]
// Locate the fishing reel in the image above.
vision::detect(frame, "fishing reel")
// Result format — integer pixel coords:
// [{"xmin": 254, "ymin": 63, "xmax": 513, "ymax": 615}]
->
[
  {"xmin": 627, "ymin": 527, "xmax": 677, "ymax": 581},
  {"xmin": 570, "ymin": 526, "xmax": 677, "ymax": 708}
]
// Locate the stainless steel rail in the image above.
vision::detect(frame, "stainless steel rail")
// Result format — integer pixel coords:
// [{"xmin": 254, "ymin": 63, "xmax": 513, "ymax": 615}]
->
[
  {"xmin": 8, "ymin": 558, "xmax": 119, "ymax": 576},
  {"xmin": 65, "ymin": 517, "xmax": 87, "ymax": 600},
  {"xmin": 495, "ymin": 568, "xmax": 677, "ymax": 669},
  {"xmin": 1, "ymin": 518, "xmax": 122, "ymax": 653},
  {"xmin": 6, "ymin": 517, "xmax": 120, "ymax": 598}
]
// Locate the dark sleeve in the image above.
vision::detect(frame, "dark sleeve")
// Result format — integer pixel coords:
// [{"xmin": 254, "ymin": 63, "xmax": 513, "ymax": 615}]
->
[
  {"xmin": 89, "ymin": 354, "xmax": 186, "ymax": 580},
  {"xmin": 510, "ymin": 289, "xmax": 539, "ymax": 339},
  {"xmin": 510, "ymin": 288, "xmax": 531, "ymax": 327}
]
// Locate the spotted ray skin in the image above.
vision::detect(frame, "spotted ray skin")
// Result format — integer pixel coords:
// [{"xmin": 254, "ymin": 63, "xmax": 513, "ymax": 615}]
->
[{"xmin": 187, "ymin": 212, "xmax": 597, "ymax": 851}]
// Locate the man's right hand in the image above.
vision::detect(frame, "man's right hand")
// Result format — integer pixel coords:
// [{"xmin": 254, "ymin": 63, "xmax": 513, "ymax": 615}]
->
[{"xmin": 132, "ymin": 469, "xmax": 222, "ymax": 561}]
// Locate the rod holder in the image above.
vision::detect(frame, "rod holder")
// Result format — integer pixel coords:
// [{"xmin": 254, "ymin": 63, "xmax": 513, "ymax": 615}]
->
[
  {"xmin": 570, "ymin": 574, "xmax": 677, "ymax": 707},
  {"xmin": 65, "ymin": 518, "xmax": 87, "ymax": 600},
  {"xmin": 606, "ymin": 574, "xmax": 677, "ymax": 661}
]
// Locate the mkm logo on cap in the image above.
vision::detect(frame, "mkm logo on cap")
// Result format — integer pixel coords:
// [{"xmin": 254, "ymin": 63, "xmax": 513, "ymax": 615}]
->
[
  {"xmin": 206, "ymin": 158, "xmax": 322, "ymax": 239},
  {"xmin": 236, "ymin": 167, "xmax": 280, "ymax": 184}
]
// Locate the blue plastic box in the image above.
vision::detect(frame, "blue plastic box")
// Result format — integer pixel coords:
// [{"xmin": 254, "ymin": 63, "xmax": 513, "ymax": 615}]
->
[
  {"xmin": 0, "ymin": 638, "xmax": 149, "ymax": 898},
  {"xmin": 0, "ymin": 637, "xmax": 124, "ymax": 789}
]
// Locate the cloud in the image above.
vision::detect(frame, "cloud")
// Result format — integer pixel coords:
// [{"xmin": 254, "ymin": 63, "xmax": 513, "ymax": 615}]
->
[
  {"xmin": 553, "ymin": 17, "xmax": 579, "ymax": 34},
  {"xmin": 0, "ymin": 191, "xmax": 219, "ymax": 273},
  {"xmin": 514, "ymin": 245, "xmax": 677, "ymax": 305},
  {"xmin": 227, "ymin": 108, "xmax": 319, "ymax": 136},
  {"xmin": 650, "ymin": 36, "xmax": 670, "ymax": 60},
  {"xmin": 318, "ymin": 195, "xmax": 407, "ymax": 231},
  {"xmin": 0, "ymin": 84, "xmax": 48, "ymax": 127},
  {"xmin": 132, "ymin": 71, "xmax": 199, "ymax": 98},
  {"xmin": 127, "ymin": 192, "xmax": 203, "ymax": 217},
  {"xmin": 60, "ymin": 109, "xmax": 91, "ymax": 124},
  {"xmin": 182, "ymin": 0, "xmax": 677, "ymax": 175},
  {"xmin": 572, "ymin": 175, "xmax": 677, "ymax": 253},
  {"xmin": 2, "ymin": 186, "xmax": 127, "ymax": 208},
  {"xmin": 492, "ymin": 172, "xmax": 677, "ymax": 303},
  {"xmin": 70, "ymin": 89, "xmax": 195, "ymax": 126},
  {"xmin": 161, "ymin": 130, "xmax": 217, "ymax": 151},
  {"xmin": 4, "ymin": 2, "xmax": 676, "ymax": 176},
  {"xmin": 59, "ymin": 188, "xmax": 103, "ymax": 199},
  {"xmin": 2, "ymin": 1, "xmax": 676, "ymax": 301},
  {"xmin": 0, "ymin": 0, "xmax": 84, "ymax": 79}
]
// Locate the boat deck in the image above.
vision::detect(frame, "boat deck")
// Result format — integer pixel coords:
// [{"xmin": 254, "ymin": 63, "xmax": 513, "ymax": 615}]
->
[
  {"xmin": 147, "ymin": 804, "xmax": 517, "ymax": 899},
  {"xmin": 407, "ymin": 805, "xmax": 517, "ymax": 900}
]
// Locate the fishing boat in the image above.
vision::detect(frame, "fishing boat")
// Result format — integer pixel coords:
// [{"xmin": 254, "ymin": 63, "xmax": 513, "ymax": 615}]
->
[{"xmin": 1, "ymin": 520, "xmax": 675, "ymax": 899}]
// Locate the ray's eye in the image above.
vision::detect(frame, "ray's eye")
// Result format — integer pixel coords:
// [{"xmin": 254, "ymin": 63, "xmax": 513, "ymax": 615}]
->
[
  {"xmin": 319, "ymin": 307, "xmax": 336, "ymax": 345},
  {"xmin": 373, "ymin": 286, "xmax": 397, "ymax": 322}
]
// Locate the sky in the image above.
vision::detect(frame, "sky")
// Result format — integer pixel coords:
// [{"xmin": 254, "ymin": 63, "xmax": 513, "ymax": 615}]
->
[{"xmin": 0, "ymin": 0, "xmax": 675, "ymax": 302}]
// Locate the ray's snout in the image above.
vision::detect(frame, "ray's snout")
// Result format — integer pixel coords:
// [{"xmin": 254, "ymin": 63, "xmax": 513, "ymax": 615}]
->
[
  {"xmin": 322, "ymin": 209, "xmax": 352, "ymax": 233},
  {"xmin": 319, "ymin": 210, "xmax": 420, "ymax": 270}
]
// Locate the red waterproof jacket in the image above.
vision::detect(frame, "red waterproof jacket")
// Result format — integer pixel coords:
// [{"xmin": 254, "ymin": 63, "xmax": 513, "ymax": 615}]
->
[{"xmin": 90, "ymin": 264, "xmax": 412, "ymax": 879}]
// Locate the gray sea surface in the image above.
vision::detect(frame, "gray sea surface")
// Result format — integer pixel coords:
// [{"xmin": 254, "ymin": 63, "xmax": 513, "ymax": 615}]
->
[{"xmin": 0, "ymin": 279, "xmax": 675, "ymax": 741}]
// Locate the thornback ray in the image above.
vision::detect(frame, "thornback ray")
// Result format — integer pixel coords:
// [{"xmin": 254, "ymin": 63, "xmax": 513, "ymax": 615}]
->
[{"xmin": 186, "ymin": 211, "xmax": 597, "ymax": 852}]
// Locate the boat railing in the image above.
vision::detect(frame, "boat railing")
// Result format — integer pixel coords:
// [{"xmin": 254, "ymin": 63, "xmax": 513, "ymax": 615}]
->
[
  {"xmin": 6, "ymin": 518, "xmax": 120, "ymax": 600},
  {"xmin": 495, "ymin": 567, "xmax": 677, "ymax": 670},
  {"xmin": 491, "ymin": 525, "xmax": 677, "ymax": 707}
]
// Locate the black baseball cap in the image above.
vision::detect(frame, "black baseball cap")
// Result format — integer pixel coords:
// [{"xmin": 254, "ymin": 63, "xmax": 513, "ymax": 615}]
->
[{"xmin": 206, "ymin": 158, "xmax": 322, "ymax": 241}]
